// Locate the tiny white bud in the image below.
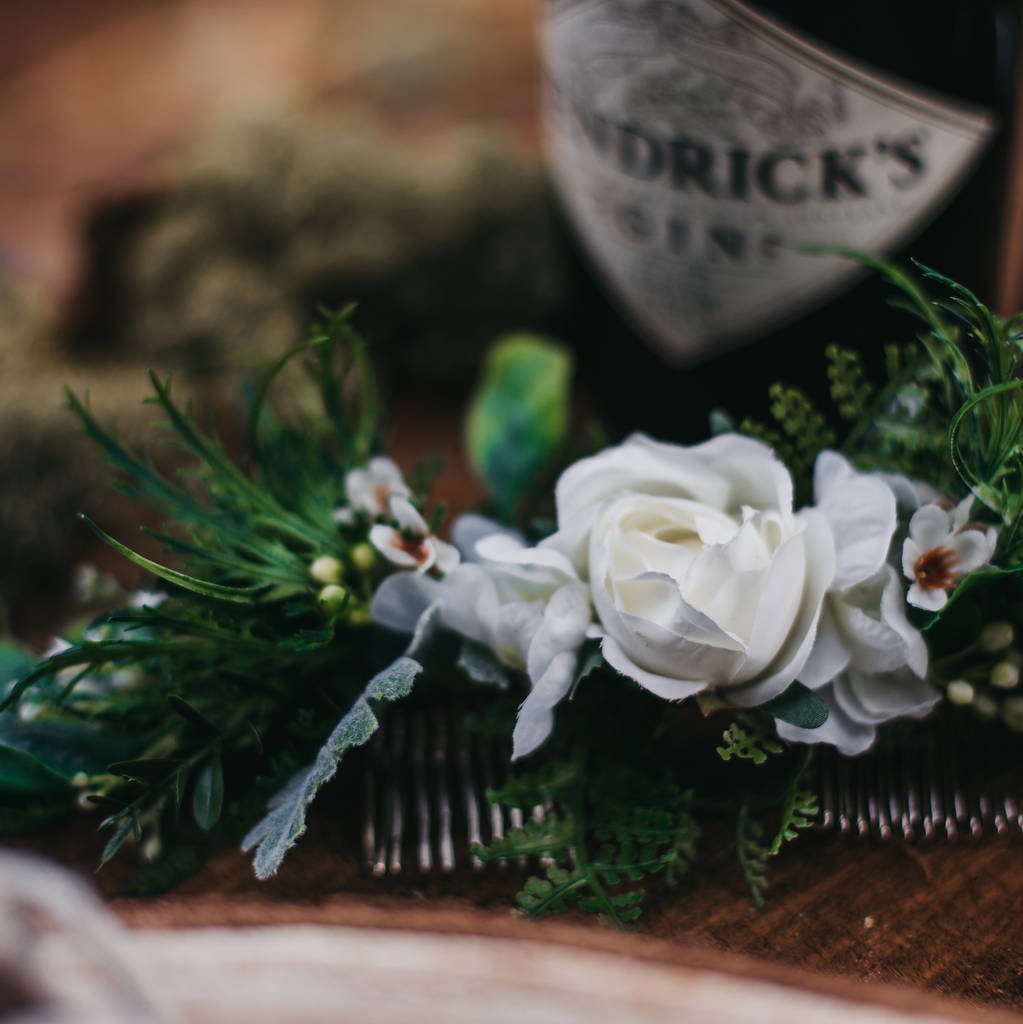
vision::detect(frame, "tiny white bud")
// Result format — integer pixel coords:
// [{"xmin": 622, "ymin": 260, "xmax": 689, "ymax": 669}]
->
[
  {"xmin": 946, "ymin": 680, "xmax": 975, "ymax": 705},
  {"xmin": 979, "ymin": 622, "xmax": 1015, "ymax": 654},
  {"xmin": 1003, "ymin": 696, "xmax": 1023, "ymax": 732},
  {"xmin": 317, "ymin": 583, "xmax": 349, "ymax": 614},
  {"xmin": 141, "ymin": 835, "xmax": 163, "ymax": 863},
  {"xmin": 350, "ymin": 542, "xmax": 376, "ymax": 574},
  {"xmin": 990, "ymin": 662, "xmax": 1020, "ymax": 690},
  {"xmin": 863, "ymin": 916, "xmax": 875, "ymax": 930},
  {"xmin": 310, "ymin": 556, "xmax": 344, "ymax": 585},
  {"xmin": 973, "ymin": 695, "xmax": 999, "ymax": 719}
]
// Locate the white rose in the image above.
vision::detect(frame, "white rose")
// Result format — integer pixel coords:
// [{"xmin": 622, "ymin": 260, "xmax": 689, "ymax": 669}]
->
[
  {"xmin": 779, "ymin": 452, "xmax": 937, "ymax": 754},
  {"xmin": 370, "ymin": 515, "xmax": 591, "ymax": 759},
  {"xmin": 541, "ymin": 434, "xmax": 836, "ymax": 706}
]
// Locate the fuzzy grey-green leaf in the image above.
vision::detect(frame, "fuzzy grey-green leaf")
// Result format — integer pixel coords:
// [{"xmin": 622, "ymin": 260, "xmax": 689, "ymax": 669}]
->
[{"xmin": 243, "ymin": 656, "xmax": 422, "ymax": 879}]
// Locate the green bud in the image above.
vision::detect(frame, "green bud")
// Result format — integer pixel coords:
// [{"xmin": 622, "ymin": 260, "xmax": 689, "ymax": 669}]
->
[
  {"xmin": 310, "ymin": 555, "xmax": 344, "ymax": 585},
  {"xmin": 973, "ymin": 694, "xmax": 999, "ymax": 720},
  {"xmin": 1003, "ymin": 696, "xmax": 1023, "ymax": 732},
  {"xmin": 979, "ymin": 621, "xmax": 1015, "ymax": 654},
  {"xmin": 990, "ymin": 661, "xmax": 1020, "ymax": 690},
  {"xmin": 946, "ymin": 680, "xmax": 974, "ymax": 705},
  {"xmin": 350, "ymin": 542, "xmax": 376, "ymax": 574},
  {"xmin": 348, "ymin": 607, "xmax": 372, "ymax": 626},
  {"xmin": 317, "ymin": 583, "xmax": 349, "ymax": 614}
]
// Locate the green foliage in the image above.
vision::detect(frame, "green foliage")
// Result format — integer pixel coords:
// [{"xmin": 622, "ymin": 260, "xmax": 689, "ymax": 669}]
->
[
  {"xmin": 242, "ymin": 656, "xmax": 421, "ymax": 879},
  {"xmin": 735, "ymin": 804, "xmax": 770, "ymax": 908},
  {"xmin": 761, "ymin": 682, "xmax": 829, "ymax": 730},
  {"xmin": 0, "ymin": 309, "xmax": 432, "ymax": 880},
  {"xmin": 826, "ymin": 255, "xmax": 1023, "ymax": 563},
  {"xmin": 476, "ymin": 762, "xmax": 698, "ymax": 930},
  {"xmin": 735, "ymin": 757, "xmax": 818, "ymax": 908},
  {"xmin": 826, "ymin": 345, "xmax": 874, "ymax": 422},
  {"xmin": 740, "ymin": 384, "xmax": 835, "ymax": 501},
  {"xmin": 465, "ymin": 333, "xmax": 574, "ymax": 519},
  {"xmin": 770, "ymin": 785, "xmax": 819, "ymax": 856},
  {"xmin": 716, "ymin": 717, "xmax": 783, "ymax": 766}
]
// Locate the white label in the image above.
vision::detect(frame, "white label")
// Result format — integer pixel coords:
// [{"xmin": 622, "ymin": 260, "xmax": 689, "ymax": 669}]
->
[{"xmin": 543, "ymin": 0, "xmax": 995, "ymax": 365}]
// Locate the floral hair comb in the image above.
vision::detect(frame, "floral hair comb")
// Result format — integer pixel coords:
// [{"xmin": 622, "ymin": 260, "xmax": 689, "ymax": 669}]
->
[{"xmin": 2, "ymin": 257, "xmax": 1021, "ymax": 927}]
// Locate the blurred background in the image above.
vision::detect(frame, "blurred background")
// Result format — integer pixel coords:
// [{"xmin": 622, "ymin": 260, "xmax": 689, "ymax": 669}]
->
[{"xmin": 0, "ymin": 0, "xmax": 586, "ymax": 627}]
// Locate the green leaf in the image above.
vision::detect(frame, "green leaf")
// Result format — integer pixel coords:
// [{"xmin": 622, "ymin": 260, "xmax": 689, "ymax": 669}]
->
[
  {"xmin": 0, "ymin": 643, "xmax": 33, "ymax": 696},
  {"xmin": 242, "ymin": 655, "xmax": 422, "ymax": 879},
  {"xmin": 192, "ymin": 756, "xmax": 224, "ymax": 831},
  {"xmin": 466, "ymin": 334, "xmax": 574, "ymax": 517},
  {"xmin": 80, "ymin": 516, "xmax": 263, "ymax": 605},
  {"xmin": 762, "ymin": 682, "xmax": 828, "ymax": 729},
  {"xmin": 167, "ymin": 695, "xmax": 219, "ymax": 733},
  {"xmin": 99, "ymin": 816, "xmax": 135, "ymax": 868},
  {"xmin": 0, "ymin": 715, "xmax": 144, "ymax": 786},
  {"xmin": 0, "ymin": 744, "xmax": 69, "ymax": 793}
]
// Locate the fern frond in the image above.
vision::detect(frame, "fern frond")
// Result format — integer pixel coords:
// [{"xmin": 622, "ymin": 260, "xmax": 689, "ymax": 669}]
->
[{"xmin": 717, "ymin": 719, "xmax": 782, "ymax": 766}]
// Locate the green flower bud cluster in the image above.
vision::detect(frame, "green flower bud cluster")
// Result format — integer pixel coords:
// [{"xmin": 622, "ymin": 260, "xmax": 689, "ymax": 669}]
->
[
  {"xmin": 308, "ymin": 542, "xmax": 379, "ymax": 620},
  {"xmin": 941, "ymin": 622, "xmax": 1023, "ymax": 731}
]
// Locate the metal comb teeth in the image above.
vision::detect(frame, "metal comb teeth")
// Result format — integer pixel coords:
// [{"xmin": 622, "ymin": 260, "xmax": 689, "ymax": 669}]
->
[
  {"xmin": 814, "ymin": 722, "xmax": 1023, "ymax": 841},
  {"xmin": 363, "ymin": 709, "xmax": 550, "ymax": 877},
  {"xmin": 363, "ymin": 712, "xmax": 1023, "ymax": 876}
]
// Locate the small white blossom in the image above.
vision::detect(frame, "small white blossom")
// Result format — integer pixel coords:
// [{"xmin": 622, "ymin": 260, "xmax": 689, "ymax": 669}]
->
[
  {"xmin": 902, "ymin": 499, "xmax": 997, "ymax": 612},
  {"xmin": 130, "ymin": 589, "xmax": 167, "ymax": 610},
  {"xmin": 333, "ymin": 457, "xmax": 411, "ymax": 525},
  {"xmin": 369, "ymin": 496, "xmax": 459, "ymax": 575}
]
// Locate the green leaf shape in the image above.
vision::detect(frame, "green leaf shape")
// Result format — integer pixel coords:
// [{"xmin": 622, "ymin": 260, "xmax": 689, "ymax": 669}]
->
[
  {"xmin": 0, "ymin": 715, "xmax": 145, "ymax": 789},
  {"xmin": 80, "ymin": 516, "xmax": 263, "ymax": 605},
  {"xmin": 0, "ymin": 744, "xmax": 69, "ymax": 794},
  {"xmin": 192, "ymin": 756, "xmax": 224, "ymax": 831},
  {"xmin": 242, "ymin": 655, "xmax": 421, "ymax": 879},
  {"xmin": 762, "ymin": 682, "xmax": 829, "ymax": 729},
  {"xmin": 0, "ymin": 643, "xmax": 34, "ymax": 697},
  {"xmin": 466, "ymin": 334, "xmax": 574, "ymax": 518},
  {"xmin": 736, "ymin": 804, "xmax": 769, "ymax": 909}
]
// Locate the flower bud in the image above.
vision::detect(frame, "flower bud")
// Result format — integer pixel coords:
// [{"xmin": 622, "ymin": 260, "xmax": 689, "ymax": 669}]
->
[
  {"xmin": 979, "ymin": 622, "xmax": 1014, "ymax": 654},
  {"xmin": 946, "ymin": 680, "xmax": 974, "ymax": 705},
  {"xmin": 1003, "ymin": 696, "xmax": 1023, "ymax": 732},
  {"xmin": 990, "ymin": 662, "xmax": 1020, "ymax": 690},
  {"xmin": 973, "ymin": 694, "xmax": 999, "ymax": 719},
  {"xmin": 348, "ymin": 607, "xmax": 372, "ymax": 626},
  {"xmin": 141, "ymin": 835, "xmax": 163, "ymax": 863},
  {"xmin": 317, "ymin": 583, "xmax": 349, "ymax": 614},
  {"xmin": 350, "ymin": 542, "xmax": 376, "ymax": 574},
  {"xmin": 310, "ymin": 556, "xmax": 344, "ymax": 585}
]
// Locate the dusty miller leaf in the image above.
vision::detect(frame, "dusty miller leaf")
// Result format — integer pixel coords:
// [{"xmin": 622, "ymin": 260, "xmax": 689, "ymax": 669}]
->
[
  {"xmin": 457, "ymin": 641, "xmax": 509, "ymax": 689},
  {"xmin": 242, "ymin": 656, "xmax": 421, "ymax": 878}
]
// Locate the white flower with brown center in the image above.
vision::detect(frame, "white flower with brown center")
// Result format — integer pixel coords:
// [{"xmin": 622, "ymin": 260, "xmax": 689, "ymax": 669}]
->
[
  {"xmin": 902, "ymin": 499, "xmax": 997, "ymax": 612},
  {"xmin": 333, "ymin": 457, "xmax": 411, "ymax": 525},
  {"xmin": 369, "ymin": 496, "xmax": 459, "ymax": 575}
]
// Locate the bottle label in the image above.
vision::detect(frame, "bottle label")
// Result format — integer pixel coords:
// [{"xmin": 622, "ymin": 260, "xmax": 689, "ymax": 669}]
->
[{"xmin": 543, "ymin": 0, "xmax": 995, "ymax": 364}]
